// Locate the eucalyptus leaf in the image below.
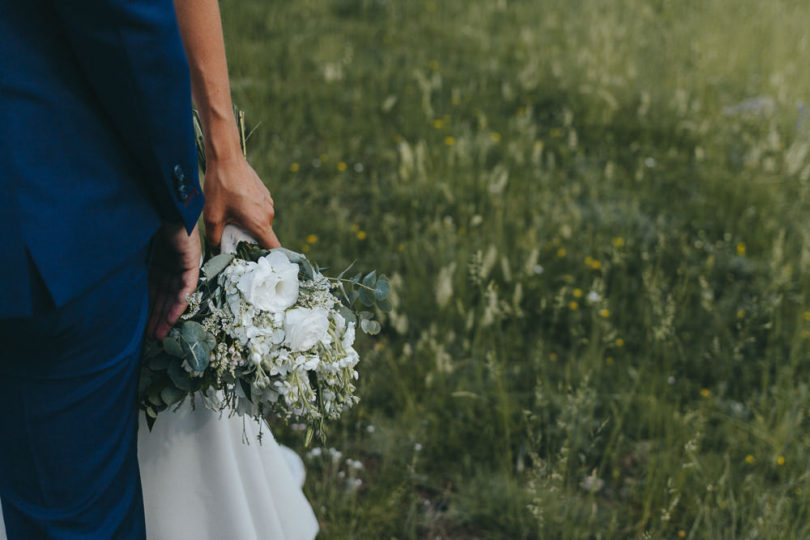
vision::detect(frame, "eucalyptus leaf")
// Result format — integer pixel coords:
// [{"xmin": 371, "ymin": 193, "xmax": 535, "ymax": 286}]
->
[
  {"xmin": 138, "ymin": 370, "xmax": 151, "ymax": 393},
  {"xmin": 162, "ymin": 336, "xmax": 184, "ymax": 358},
  {"xmin": 202, "ymin": 253, "xmax": 234, "ymax": 279},
  {"xmin": 358, "ymin": 287, "xmax": 375, "ymax": 306},
  {"xmin": 168, "ymin": 360, "xmax": 194, "ymax": 391},
  {"xmin": 160, "ymin": 386, "xmax": 186, "ymax": 407},
  {"xmin": 337, "ymin": 304, "xmax": 357, "ymax": 325},
  {"xmin": 336, "ymin": 260, "xmax": 356, "ymax": 281},
  {"xmin": 377, "ymin": 297, "xmax": 393, "ymax": 313},
  {"xmin": 359, "ymin": 311, "xmax": 374, "ymax": 320},
  {"xmin": 374, "ymin": 275, "xmax": 390, "ymax": 301},
  {"xmin": 148, "ymin": 353, "xmax": 171, "ymax": 371},
  {"xmin": 360, "ymin": 319, "xmax": 381, "ymax": 335},
  {"xmin": 178, "ymin": 321, "xmax": 213, "ymax": 372},
  {"xmin": 147, "ymin": 390, "xmax": 163, "ymax": 408},
  {"xmin": 362, "ymin": 271, "xmax": 377, "ymax": 288}
]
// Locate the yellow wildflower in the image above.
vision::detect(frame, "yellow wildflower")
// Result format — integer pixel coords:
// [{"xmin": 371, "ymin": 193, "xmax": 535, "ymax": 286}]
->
[
  {"xmin": 737, "ymin": 309, "xmax": 745, "ymax": 319},
  {"xmin": 337, "ymin": 161, "xmax": 347, "ymax": 172},
  {"xmin": 289, "ymin": 162, "xmax": 300, "ymax": 173},
  {"xmin": 306, "ymin": 234, "xmax": 318, "ymax": 244},
  {"xmin": 569, "ymin": 301, "xmax": 579, "ymax": 310},
  {"xmin": 599, "ymin": 309, "xmax": 610, "ymax": 318},
  {"xmin": 429, "ymin": 60, "xmax": 439, "ymax": 71},
  {"xmin": 557, "ymin": 248, "xmax": 567, "ymax": 258},
  {"xmin": 490, "ymin": 132, "xmax": 502, "ymax": 143},
  {"xmin": 700, "ymin": 388, "xmax": 711, "ymax": 398},
  {"xmin": 745, "ymin": 455, "xmax": 755, "ymax": 464},
  {"xmin": 351, "ymin": 224, "xmax": 360, "ymax": 232},
  {"xmin": 615, "ymin": 338, "xmax": 624, "ymax": 347},
  {"xmin": 590, "ymin": 260, "xmax": 602, "ymax": 270},
  {"xmin": 444, "ymin": 136, "xmax": 455, "ymax": 146},
  {"xmin": 605, "ymin": 357, "xmax": 614, "ymax": 366},
  {"xmin": 613, "ymin": 237, "xmax": 625, "ymax": 248},
  {"xmin": 677, "ymin": 531, "xmax": 686, "ymax": 538},
  {"xmin": 777, "ymin": 456, "xmax": 785, "ymax": 466},
  {"xmin": 357, "ymin": 231, "xmax": 367, "ymax": 240},
  {"xmin": 397, "ymin": 243, "xmax": 405, "ymax": 252},
  {"xmin": 737, "ymin": 242, "xmax": 746, "ymax": 256},
  {"xmin": 804, "ymin": 311, "xmax": 810, "ymax": 321},
  {"xmin": 301, "ymin": 244, "xmax": 311, "ymax": 253},
  {"xmin": 549, "ymin": 352, "xmax": 558, "ymax": 361},
  {"xmin": 573, "ymin": 289, "xmax": 583, "ymax": 298},
  {"xmin": 433, "ymin": 119, "xmax": 444, "ymax": 129}
]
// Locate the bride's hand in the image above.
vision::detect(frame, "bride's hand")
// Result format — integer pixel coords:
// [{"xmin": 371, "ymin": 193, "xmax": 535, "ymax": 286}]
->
[{"xmin": 202, "ymin": 154, "xmax": 281, "ymax": 249}]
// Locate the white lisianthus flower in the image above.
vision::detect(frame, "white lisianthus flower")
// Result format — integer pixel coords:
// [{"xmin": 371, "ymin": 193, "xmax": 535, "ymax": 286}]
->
[
  {"xmin": 237, "ymin": 251, "xmax": 299, "ymax": 312},
  {"xmin": 284, "ymin": 307, "xmax": 330, "ymax": 352}
]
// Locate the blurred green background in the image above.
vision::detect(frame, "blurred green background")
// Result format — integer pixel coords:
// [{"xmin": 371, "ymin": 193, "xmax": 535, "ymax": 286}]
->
[{"xmin": 220, "ymin": 0, "xmax": 810, "ymax": 537}]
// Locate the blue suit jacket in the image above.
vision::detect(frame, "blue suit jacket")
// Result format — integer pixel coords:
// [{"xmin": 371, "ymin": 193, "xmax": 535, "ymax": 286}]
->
[{"xmin": 0, "ymin": 0, "xmax": 204, "ymax": 318}]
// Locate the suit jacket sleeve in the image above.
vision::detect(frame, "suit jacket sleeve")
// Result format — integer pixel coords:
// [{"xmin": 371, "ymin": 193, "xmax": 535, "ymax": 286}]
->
[{"xmin": 45, "ymin": 0, "xmax": 204, "ymax": 234}]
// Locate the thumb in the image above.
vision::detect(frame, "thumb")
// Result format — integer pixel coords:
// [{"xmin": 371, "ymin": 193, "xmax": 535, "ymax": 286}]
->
[
  {"xmin": 256, "ymin": 226, "xmax": 281, "ymax": 249},
  {"xmin": 205, "ymin": 217, "xmax": 225, "ymax": 248}
]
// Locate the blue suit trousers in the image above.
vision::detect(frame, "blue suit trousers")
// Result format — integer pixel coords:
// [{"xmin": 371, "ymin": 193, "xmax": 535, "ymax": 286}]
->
[{"xmin": 0, "ymin": 245, "xmax": 151, "ymax": 539}]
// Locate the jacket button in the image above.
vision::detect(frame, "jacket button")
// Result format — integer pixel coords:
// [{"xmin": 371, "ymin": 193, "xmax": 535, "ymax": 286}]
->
[{"xmin": 172, "ymin": 165, "xmax": 189, "ymax": 201}]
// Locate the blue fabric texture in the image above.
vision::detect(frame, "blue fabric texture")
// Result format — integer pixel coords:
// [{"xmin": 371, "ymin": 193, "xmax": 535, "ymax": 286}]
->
[
  {"xmin": 0, "ymin": 247, "xmax": 151, "ymax": 539},
  {"xmin": 0, "ymin": 0, "xmax": 204, "ymax": 317}
]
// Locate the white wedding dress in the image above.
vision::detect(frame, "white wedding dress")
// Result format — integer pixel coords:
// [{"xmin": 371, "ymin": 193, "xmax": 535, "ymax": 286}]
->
[
  {"xmin": 0, "ymin": 404, "xmax": 319, "ymax": 540},
  {"xmin": 137, "ymin": 402, "xmax": 319, "ymax": 540}
]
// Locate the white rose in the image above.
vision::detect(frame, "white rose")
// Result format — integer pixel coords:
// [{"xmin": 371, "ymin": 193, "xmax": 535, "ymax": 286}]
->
[
  {"xmin": 284, "ymin": 307, "xmax": 330, "ymax": 352},
  {"xmin": 237, "ymin": 251, "xmax": 299, "ymax": 312}
]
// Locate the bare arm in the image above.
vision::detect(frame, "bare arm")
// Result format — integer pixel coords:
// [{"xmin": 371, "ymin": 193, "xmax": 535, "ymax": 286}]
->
[{"xmin": 173, "ymin": 0, "xmax": 281, "ymax": 249}]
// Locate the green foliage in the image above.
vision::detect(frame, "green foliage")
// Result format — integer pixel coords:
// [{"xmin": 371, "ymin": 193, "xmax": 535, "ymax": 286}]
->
[
  {"xmin": 201, "ymin": 253, "xmax": 234, "ymax": 279},
  {"xmin": 219, "ymin": 0, "xmax": 810, "ymax": 537}
]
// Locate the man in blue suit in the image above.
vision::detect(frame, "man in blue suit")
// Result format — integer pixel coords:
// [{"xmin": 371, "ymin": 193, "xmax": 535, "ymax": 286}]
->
[{"xmin": 0, "ymin": 0, "xmax": 205, "ymax": 536}]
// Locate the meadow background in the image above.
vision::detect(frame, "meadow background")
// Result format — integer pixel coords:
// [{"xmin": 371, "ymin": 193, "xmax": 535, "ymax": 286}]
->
[{"xmin": 219, "ymin": 0, "xmax": 810, "ymax": 537}]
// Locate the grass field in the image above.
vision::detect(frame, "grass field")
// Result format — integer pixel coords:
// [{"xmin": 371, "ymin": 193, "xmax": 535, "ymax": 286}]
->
[{"xmin": 219, "ymin": 1, "xmax": 810, "ymax": 537}]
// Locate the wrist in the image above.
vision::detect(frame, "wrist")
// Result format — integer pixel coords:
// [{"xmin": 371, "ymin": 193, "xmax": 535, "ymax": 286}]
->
[
  {"xmin": 198, "ymin": 109, "xmax": 243, "ymax": 162},
  {"xmin": 203, "ymin": 130, "xmax": 243, "ymax": 163}
]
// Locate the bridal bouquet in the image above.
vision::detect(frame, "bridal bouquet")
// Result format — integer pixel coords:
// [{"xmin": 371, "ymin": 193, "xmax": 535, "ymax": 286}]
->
[{"xmin": 139, "ymin": 240, "xmax": 389, "ymax": 442}]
